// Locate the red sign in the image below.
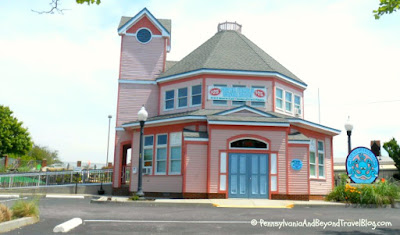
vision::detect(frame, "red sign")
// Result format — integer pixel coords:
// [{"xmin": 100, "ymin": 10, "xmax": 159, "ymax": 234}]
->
[
  {"xmin": 254, "ymin": 89, "xmax": 265, "ymax": 98},
  {"xmin": 209, "ymin": 88, "xmax": 221, "ymax": 96}
]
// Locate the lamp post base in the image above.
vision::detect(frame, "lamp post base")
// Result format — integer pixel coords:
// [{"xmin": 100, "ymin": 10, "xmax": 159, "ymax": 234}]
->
[
  {"xmin": 98, "ymin": 189, "xmax": 105, "ymax": 195},
  {"xmin": 136, "ymin": 190, "xmax": 145, "ymax": 199}
]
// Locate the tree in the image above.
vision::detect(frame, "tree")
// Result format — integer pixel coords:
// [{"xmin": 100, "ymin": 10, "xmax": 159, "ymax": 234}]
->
[
  {"xmin": 33, "ymin": 0, "xmax": 101, "ymax": 14},
  {"xmin": 0, "ymin": 105, "xmax": 32, "ymax": 156},
  {"xmin": 373, "ymin": 0, "xmax": 400, "ymax": 19},
  {"xmin": 28, "ymin": 144, "xmax": 61, "ymax": 166},
  {"xmin": 383, "ymin": 138, "xmax": 400, "ymax": 180}
]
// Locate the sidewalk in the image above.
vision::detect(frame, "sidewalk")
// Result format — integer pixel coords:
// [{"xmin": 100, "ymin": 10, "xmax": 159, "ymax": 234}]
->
[{"xmin": 92, "ymin": 196, "xmax": 346, "ymax": 208}]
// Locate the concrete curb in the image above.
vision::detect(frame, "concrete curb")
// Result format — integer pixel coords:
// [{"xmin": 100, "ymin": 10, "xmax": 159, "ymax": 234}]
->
[
  {"xmin": 53, "ymin": 218, "xmax": 83, "ymax": 233},
  {"xmin": 89, "ymin": 199, "xmax": 214, "ymax": 207},
  {"xmin": 0, "ymin": 217, "xmax": 39, "ymax": 233}
]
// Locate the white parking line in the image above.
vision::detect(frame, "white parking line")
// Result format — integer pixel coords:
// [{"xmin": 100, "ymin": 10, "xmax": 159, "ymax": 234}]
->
[
  {"xmin": 84, "ymin": 219, "xmax": 249, "ymax": 224},
  {"xmin": 0, "ymin": 195, "xmax": 19, "ymax": 198},
  {"xmin": 0, "ymin": 197, "xmax": 28, "ymax": 203},
  {"xmin": 46, "ymin": 195, "xmax": 85, "ymax": 199}
]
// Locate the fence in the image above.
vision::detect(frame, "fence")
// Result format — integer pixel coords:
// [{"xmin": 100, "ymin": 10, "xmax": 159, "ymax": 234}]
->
[{"xmin": 0, "ymin": 169, "xmax": 113, "ymax": 189}]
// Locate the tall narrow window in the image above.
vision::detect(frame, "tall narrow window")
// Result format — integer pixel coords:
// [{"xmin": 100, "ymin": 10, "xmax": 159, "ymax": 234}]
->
[
  {"xmin": 294, "ymin": 95, "xmax": 301, "ymax": 114},
  {"xmin": 251, "ymin": 86, "xmax": 265, "ymax": 107},
  {"xmin": 232, "ymin": 85, "xmax": 246, "ymax": 106},
  {"xmin": 285, "ymin": 91, "xmax": 293, "ymax": 112},
  {"xmin": 143, "ymin": 136, "xmax": 154, "ymax": 174},
  {"xmin": 165, "ymin": 90, "xmax": 174, "ymax": 110},
  {"xmin": 310, "ymin": 138, "xmax": 316, "ymax": 177},
  {"xmin": 213, "ymin": 84, "xmax": 227, "ymax": 106},
  {"xmin": 191, "ymin": 85, "xmax": 202, "ymax": 106},
  {"xmin": 169, "ymin": 132, "xmax": 182, "ymax": 174},
  {"xmin": 276, "ymin": 88, "xmax": 283, "ymax": 110},
  {"xmin": 318, "ymin": 141, "xmax": 325, "ymax": 177},
  {"xmin": 156, "ymin": 134, "xmax": 167, "ymax": 174},
  {"xmin": 178, "ymin": 88, "xmax": 188, "ymax": 108}
]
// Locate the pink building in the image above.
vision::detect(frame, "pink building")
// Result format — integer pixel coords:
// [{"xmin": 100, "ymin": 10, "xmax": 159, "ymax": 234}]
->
[{"xmin": 112, "ymin": 8, "xmax": 340, "ymax": 200}]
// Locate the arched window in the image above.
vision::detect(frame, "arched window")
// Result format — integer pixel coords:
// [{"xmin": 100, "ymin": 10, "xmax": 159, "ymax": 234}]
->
[{"xmin": 230, "ymin": 139, "xmax": 268, "ymax": 149}]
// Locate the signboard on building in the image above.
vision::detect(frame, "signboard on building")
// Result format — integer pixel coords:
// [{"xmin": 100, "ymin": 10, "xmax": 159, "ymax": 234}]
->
[
  {"xmin": 208, "ymin": 86, "xmax": 266, "ymax": 102},
  {"xmin": 346, "ymin": 147, "xmax": 379, "ymax": 184},
  {"xmin": 291, "ymin": 159, "xmax": 303, "ymax": 170}
]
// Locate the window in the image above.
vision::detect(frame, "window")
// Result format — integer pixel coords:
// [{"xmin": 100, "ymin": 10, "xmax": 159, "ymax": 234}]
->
[
  {"xmin": 230, "ymin": 139, "xmax": 268, "ymax": 149},
  {"xmin": 143, "ymin": 136, "xmax": 154, "ymax": 174},
  {"xmin": 285, "ymin": 91, "xmax": 293, "ymax": 112},
  {"xmin": 318, "ymin": 141, "xmax": 325, "ymax": 177},
  {"xmin": 165, "ymin": 90, "xmax": 174, "ymax": 110},
  {"xmin": 169, "ymin": 132, "xmax": 182, "ymax": 174},
  {"xmin": 213, "ymin": 84, "xmax": 227, "ymax": 105},
  {"xmin": 178, "ymin": 88, "xmax": 188, "ymax": 108},
  {"xmin": 232, "ymin": 85, "xmax": 246, "ymax": 106},
  {"xmin": 310, "ymin": 138, "xmax": 316, "ymax": 177},
  {"xmin": 294, "ymin": 95, "xmax": 301, "ymax": 114},
  {"xmin": 156, "ymin": 134, "xmax": 167, "ymax": 174},
  {"xmin": 276, "ymin": 88, "xmax": 283, "ymax": 109},
  {"xmin": 191, "ymin": 85, "xmax": 202, "ymax": 106},
  {"xmin": 251, "ymin": 86, "xmax": 265, "ymax": 107}
]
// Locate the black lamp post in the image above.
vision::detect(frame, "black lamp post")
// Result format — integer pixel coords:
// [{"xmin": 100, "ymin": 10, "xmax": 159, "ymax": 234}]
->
[
  {"xmin": 137, "ymin": 106, "xmax": 148, "ymax": 198},
  {"xmin": 344, "ymin": 116, "xmax": 354, "ymax": 154},
  {"xmin": 98, "ymin": 115, "xmax": 112, "ymax": 195}
]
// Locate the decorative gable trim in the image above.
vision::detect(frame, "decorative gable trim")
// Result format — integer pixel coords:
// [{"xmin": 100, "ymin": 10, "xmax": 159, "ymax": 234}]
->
[
  {"xmin": 118, "ymin": 8, "xmax": 170, "ymax": 38},
  {"xmin": 214, "ymin": 105, "xmax": 274, "ymax": 118}
]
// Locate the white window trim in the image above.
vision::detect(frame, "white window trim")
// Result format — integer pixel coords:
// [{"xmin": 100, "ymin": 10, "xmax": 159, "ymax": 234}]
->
[
  {"xmin": 177, "ymin": 87, "xmax": 188, "ymax": 109},
  {"xmin": 309, "ymin": 138, "xmax": 317, "ymax": 178},
  {"xmin": 212, "ymin": 84, "xmax": 228, "ymax": 106},
  {"xmin": 143, "ymin": 135, "xmax": 154, "ymax": 175},
  {"xmin": 190, "ymin": 84, "xmax": 202, "ymax": 107},
  {"xmin": 318, "ymin": 140, "xmax": 325, "ymax": 178},
  {"xmin": 155, "ymin": 133, "xmax": 168, "ymax": 175},
  {"xmin": 275, "ymin": 87, "xmax": 284, "ymax": 110},
  {"xmin": 164, "ymin": 90, "xmax": 175, "ymax": 111},
  {"xmin": 169, "ymin": 132, "xmax": 182, "ymax": 175},
  {"xmin": 251, "ymin": 85, "xmax": 266, "ymax": 107},
  {"xmin": 228, "ymin": 138, "xmax": 269, "ymax": 150},
  {"xmin": 285, "ymin": 91, "xmax": 293, "ymax": 114}
]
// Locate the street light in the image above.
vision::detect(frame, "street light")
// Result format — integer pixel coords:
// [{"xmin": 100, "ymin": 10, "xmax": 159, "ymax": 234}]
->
[
  {"xmin": 98, "ymin": 114, "xmax": 112, "ymax": 195},
  {"xmin": 344, "ymin": 116, "xmax": 353, "ymax": 154},
  {"xmin": 137, "ymin": 106, "xmax": 148, "ymax": 198}
]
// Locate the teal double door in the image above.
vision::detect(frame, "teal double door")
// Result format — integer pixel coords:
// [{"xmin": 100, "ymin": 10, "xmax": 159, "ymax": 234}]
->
[{"xmin": 229, "ymin": 153, "xmax": 269, "ymax": 198}]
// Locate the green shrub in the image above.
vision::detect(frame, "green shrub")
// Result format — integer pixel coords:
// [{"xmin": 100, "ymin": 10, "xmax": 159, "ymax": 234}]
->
[
  {"xmin": 130, "ymin": 195, "xmax": 140, "ymax": 201},
  {"xmin": 11, "ymin": 199, "xmax": 39, "ymax": 219},
  {"xmin": 0, "ymin": 204, "xmax": 12, "ymax": 222}
]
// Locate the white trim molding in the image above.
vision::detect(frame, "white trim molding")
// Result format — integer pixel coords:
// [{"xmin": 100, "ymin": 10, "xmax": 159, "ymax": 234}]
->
[
  {"xmin": 119, "ymin": 79, "xmax": 157, "ymax": 85},
  {"xmin": 288, "ymin": 119, "xmax": 341, "ymax": 135},
  {"xmin": 122, "ymin": 116, "xmax": 208, "ymax": 128},
  {"xmin": 207, "ymin": 120, "xmax": 290, "ymax": 127}
]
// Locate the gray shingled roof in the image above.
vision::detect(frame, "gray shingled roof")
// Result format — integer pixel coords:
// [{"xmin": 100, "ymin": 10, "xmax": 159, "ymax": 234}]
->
[
  {"xmin": 158, "ymin": 30, "xmax": 305, "ymax": 85},
  {"xmin": 165, "ymin": 61, "xmax": 178, "ymax": 71},
  {"xmin": 118, "ymin": 17, "xmax": 171, "ymax": 34}
]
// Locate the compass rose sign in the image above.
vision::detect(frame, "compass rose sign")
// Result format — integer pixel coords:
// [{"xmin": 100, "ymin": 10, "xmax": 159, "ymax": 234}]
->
[{"xmin": 346, "ymin": 147, "xmax": 379, "ymax": 184}]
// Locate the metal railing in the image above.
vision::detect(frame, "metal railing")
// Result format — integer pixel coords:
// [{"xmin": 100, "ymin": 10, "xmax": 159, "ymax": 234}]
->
[{"xmin": 0, "ymin": 169, "xmax": 113, "ymax": 189}]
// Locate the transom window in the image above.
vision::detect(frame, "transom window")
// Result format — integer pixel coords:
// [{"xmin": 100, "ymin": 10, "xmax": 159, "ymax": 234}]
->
[{"xmin": 230, "ymin": 139, "xmax": 268, "ymax": 149}]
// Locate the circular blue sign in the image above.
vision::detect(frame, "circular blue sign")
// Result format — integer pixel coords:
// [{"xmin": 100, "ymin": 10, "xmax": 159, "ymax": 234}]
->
[
  {"xmin": 136, "ymin": 28, "xmax": 152, "ymax": 43},
  {"xmin": 346, "ymin": 147, "xmax": 379, "ymax": 184},
  {"xmin": 291, "ymin": 159, "xmax": 303, "ymax": 170}
]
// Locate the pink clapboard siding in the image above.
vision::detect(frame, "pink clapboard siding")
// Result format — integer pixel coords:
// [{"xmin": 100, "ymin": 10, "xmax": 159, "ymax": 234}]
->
[
  {"xmin": 159, "ymin": 79, "xmax": 203, "ymax": 115},
  {"xmin": 113, "ymin": 130, "xmax": 132, "ymax": 188},
  {"xmin": 129, "ymin": 130, "xmax": 182, "ymax": 193},
  {"xmin": 310, "ymin": 137, "xmax": 333, "ymax": 195},
  {"xmin": 288, "ymin": 145, "xmax": 308, "ymax": 194},
  {"xmin": 120, "ymin": 35, "xmax": 165, "ymax": 80},
  {"xmin": 205, "ymin": 77, "xmax": 273, "ymax": 112},
  {"xmin": 185, "ymin": 144, "xmax": 208, "ymax": 193},
  {"xmin": 209, "ymin": 128, "xmax": 287, "ymax": 194},
  {"xmin": 116, "ymin": 83, "xmax": 158, "ymax": 126}
]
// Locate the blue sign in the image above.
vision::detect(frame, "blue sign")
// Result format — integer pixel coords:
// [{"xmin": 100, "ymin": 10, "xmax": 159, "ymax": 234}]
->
[
  {"xmin": 208, "ymin": 86, "xmax": 266, "ymax": 102},
  {"xmin": 291, "ymin": 159, "xmax": 303, "ymax": 170},
  {"xmin": 346, "ymin": 147, "xmax": 379, "ymax": 184}
]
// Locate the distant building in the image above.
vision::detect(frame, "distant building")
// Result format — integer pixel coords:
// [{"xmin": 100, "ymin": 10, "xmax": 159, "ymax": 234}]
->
[{"xmin": 112, "ymin": 8, "xmax": 340, "ymax": 200}]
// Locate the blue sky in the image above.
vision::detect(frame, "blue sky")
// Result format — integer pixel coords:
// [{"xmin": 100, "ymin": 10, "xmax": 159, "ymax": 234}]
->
[{"xmin": 0, "ymin": 0, "xmax": 399, "ymax": 164}]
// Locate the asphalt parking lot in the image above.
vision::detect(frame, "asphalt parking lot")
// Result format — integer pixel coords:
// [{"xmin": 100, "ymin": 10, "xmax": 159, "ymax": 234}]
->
[{"xmin": 3, "ymin": 196, "xmax": 400, "ymax": 234}]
